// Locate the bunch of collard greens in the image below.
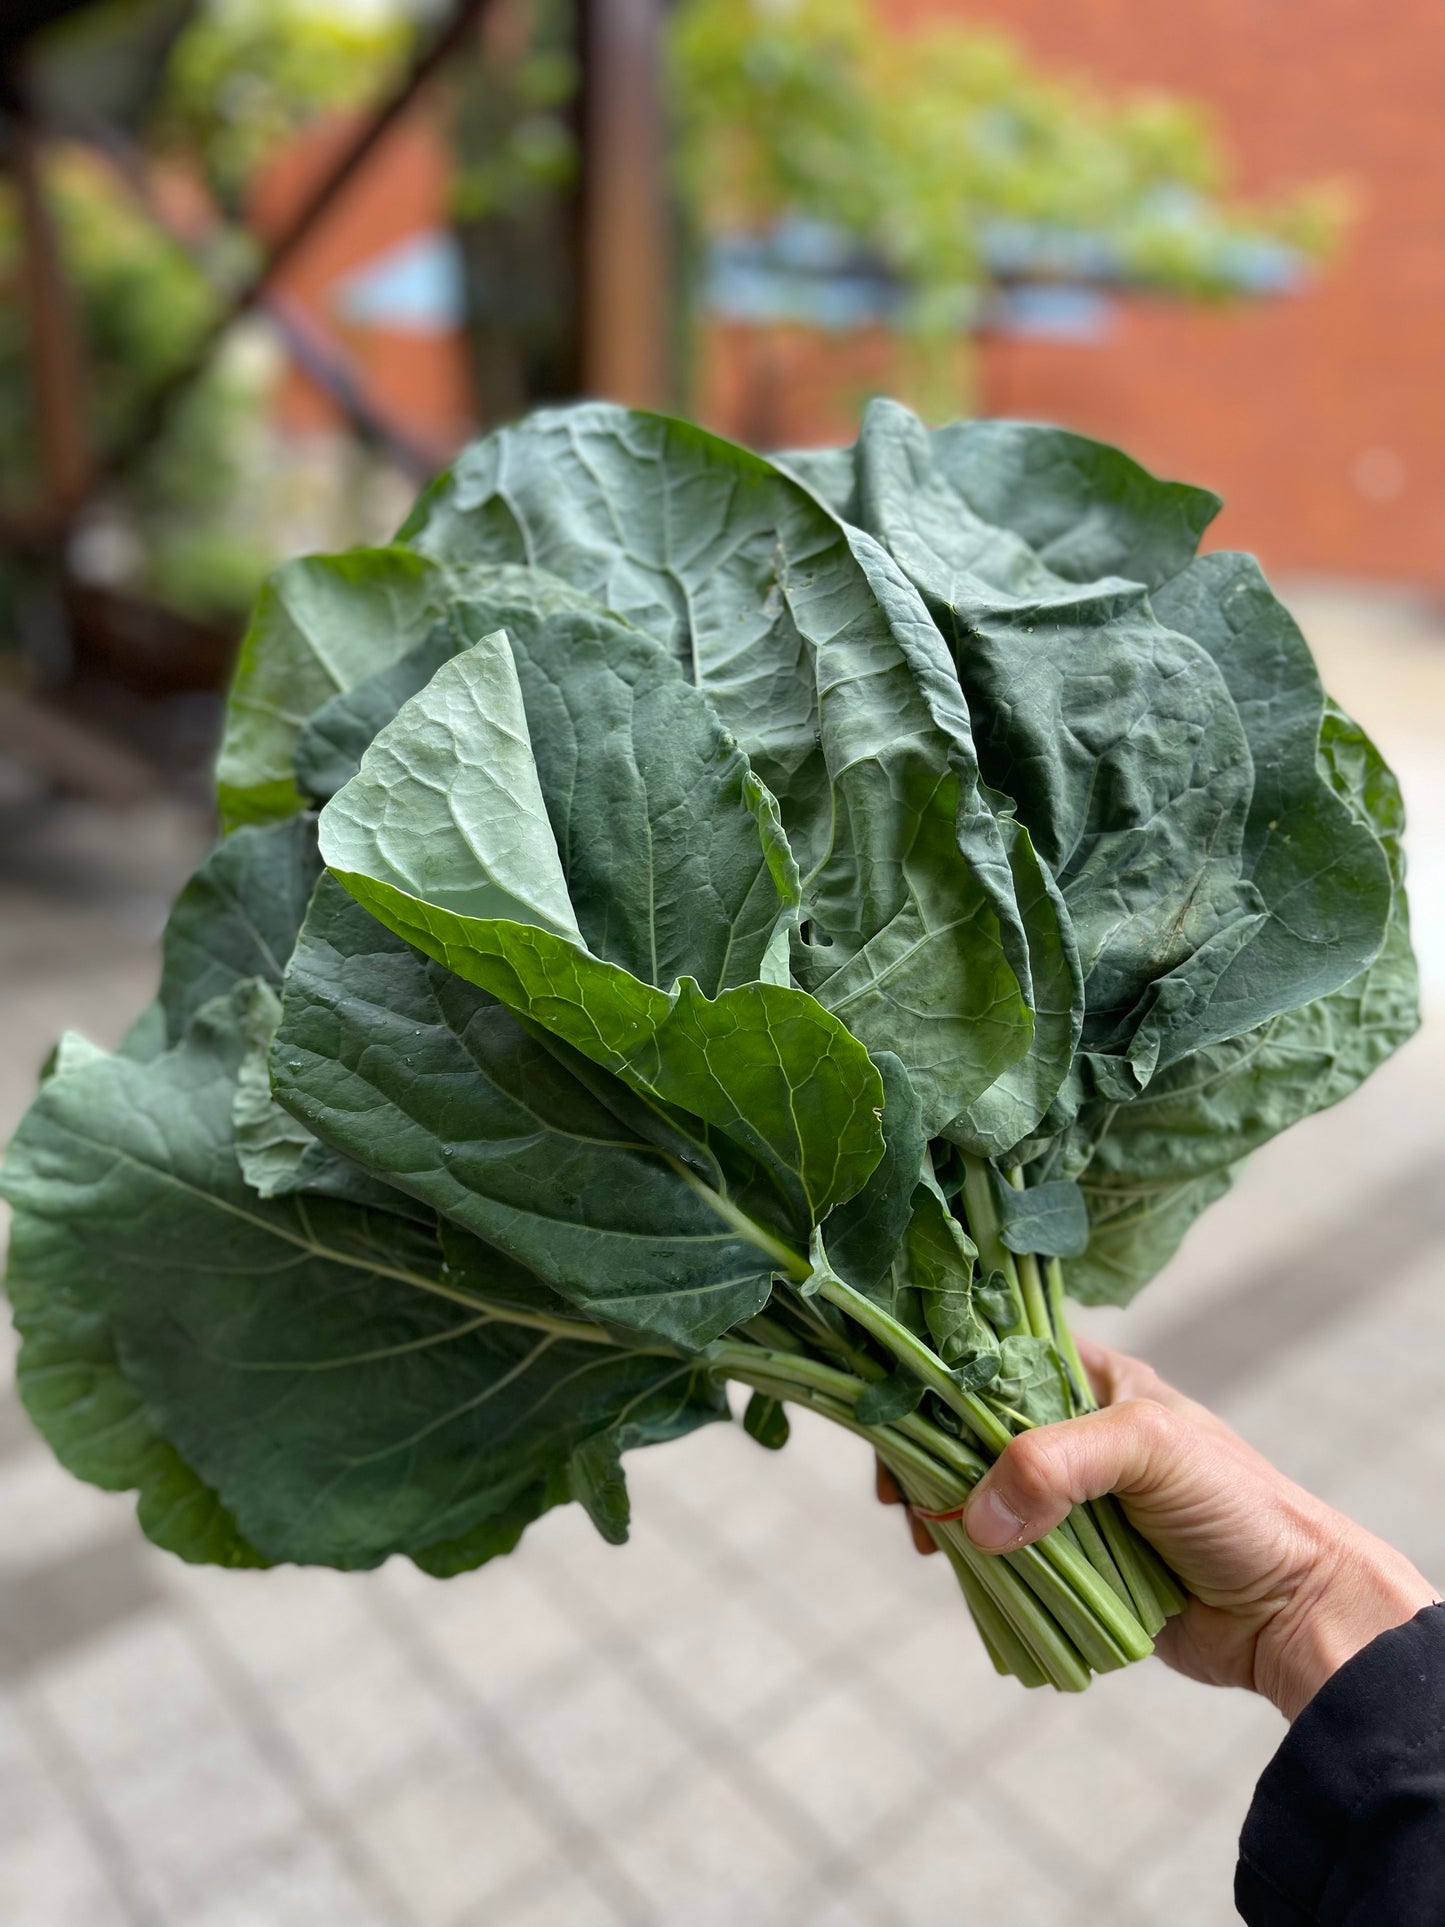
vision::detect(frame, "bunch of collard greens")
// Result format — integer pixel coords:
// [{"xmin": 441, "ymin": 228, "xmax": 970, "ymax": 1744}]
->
[{"xmin": 1, "ymin": 401, "xmax": 1417, "ymax": 1691}]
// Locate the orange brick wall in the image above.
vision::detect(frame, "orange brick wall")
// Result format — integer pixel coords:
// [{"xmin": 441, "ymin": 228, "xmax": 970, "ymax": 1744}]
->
[
  {"xmin": 249, "ymin": 112, "xmax": 475, "ymax": 456},
  {"xmin": 703, "ymin": 2, "xmax": 1445, "ymax": 588}
]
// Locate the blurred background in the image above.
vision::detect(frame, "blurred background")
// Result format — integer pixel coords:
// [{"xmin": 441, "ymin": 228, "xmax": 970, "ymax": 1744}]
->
[{"xmin": 1, "ymin": 3, "xmax": 1442, "ymax": 1924}]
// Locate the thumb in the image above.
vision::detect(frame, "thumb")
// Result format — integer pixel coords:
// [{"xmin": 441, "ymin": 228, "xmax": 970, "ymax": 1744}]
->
[{"xmin": 963, "ymin": 1397, "xmax": 1185, "ymax": 1552}]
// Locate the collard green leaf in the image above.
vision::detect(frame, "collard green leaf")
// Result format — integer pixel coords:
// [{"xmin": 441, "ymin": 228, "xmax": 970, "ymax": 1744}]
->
[
  {"xmin": 400, "ymin": 408, "xmax": 828, "ymax": 824},
  {"xmin": 232, "ymin": 980, "xmax": 422, "ymax": 1216},
  {"xmin": 853, "ymin": 1373, "xmax": 925, "ymax": 1425},
  {"xmin": 273, "ymin": 879, "xmax": 804, "ymax": 1348},
  {"xmin": 785, "ymin": 527, "xmax": 1034, "ymax": 1128},
  {"xmin": 847, "ymin": 401, "xmax": 1265, "ymax": 1089},
  {"xmin": 288, "ymin": 563, "xmax": 610, "ymax": 807},
  {"xmin": 1142, "ymin": 556, "xmax": 1393, "ymax": 1060},
  {"xmin": 320, "ymin": 634, "xmax": 581, "ymax": 941},
  {"xmin": 949, "ymin": 813, "xmax": 1083, "ymax": 1156},
  {"xmin": 742, "ymin": 1391, "xmax": 791, "ymax": 1449},
  {"xmin": 399, "ymin": 403, "xmax": 1034, "ymax": 1130},
  {"xmin": 992, "ymin": 1336, "xmax": 1071, "ymax": 1428},
  {"xmin": 217, "ymin": 547, "xmax": 446, "ymax": 829},
  {"xmin": 233, "ymin": 980, "xmax": 317, "ymax": 1192},
  {"xmin": 318, "ymin": 640, "xmax": 885, "ymax": 1235},
  {"xmin": 897, "ymin": 419, "xmax": 1220, "ymax": 591},
  {"xmin": 292, "ymin": 620, "xmax": 463, "ymax": 805},
  {"xmin": 1064, "ymin": 706, "xmax": 1416, "ymax": 1305},
  {"xmin": 158, "ymin": 815, "xmax": 323, "ymax": 1043},
  {"xmin": 822, "ymin": 1051, "xmax": 925, "ymax": 1296},
  {"xmin": 1, "ymin": 986, "xmax": 725, "ymax": 1568},
  {"xmin": 1068, "ymin": 1168, "xmax": 1237, "ymax": 1307},
  {"xmin": 993, "ymin": 1174, "xmax": 1090, "ymax": 1260},
  {"xmin": 785, "ymin": 416, "xmax": 1220, "ymax": 592},
  {"xmin": 776, "ymin": 444, "xmax": 860, "ymax": 522},
  {"xmin": 4, "ymin": 1085, "xmax": 268, "ymax": 1570},
  {"xmin": 409, "ymin": 1464, "xmax": 572, "ymax": 1579},
  {"xmin": 568, "ymin": 1432, "xmax": 631, "ymax": 1544},
  {"xmin": 902, "ymin": 1172, "xmax": 995, "ymax": 1372},
  {"xmin": 474, "ymin": 600, "xmax": 801, "ymax": 993}
]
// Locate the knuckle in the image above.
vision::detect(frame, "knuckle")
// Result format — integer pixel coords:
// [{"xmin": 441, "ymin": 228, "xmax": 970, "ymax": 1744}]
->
[
  {"xmin": 1001, "ymin": 1429, "xmax": 1067, "ymax": 1505},
  {"xmin": 1120, "ymin": 1395, "xmax": 1182, "ymax": 1458}
]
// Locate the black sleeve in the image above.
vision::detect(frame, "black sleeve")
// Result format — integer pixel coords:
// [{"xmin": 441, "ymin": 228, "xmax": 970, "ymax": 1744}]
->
[{"xmin": 1235, "ymin": 1602, "xmax": 1445, "ymax": 1925}]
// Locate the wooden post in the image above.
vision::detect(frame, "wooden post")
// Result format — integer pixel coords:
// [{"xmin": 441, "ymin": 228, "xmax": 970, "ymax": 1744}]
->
[
  {"xmin": 577, "ymin": 0, "xmax": 671, "ymax": 407},
  {"xmin": 7, "ymin": 92, "xmax": 92, "ymax": 519}
]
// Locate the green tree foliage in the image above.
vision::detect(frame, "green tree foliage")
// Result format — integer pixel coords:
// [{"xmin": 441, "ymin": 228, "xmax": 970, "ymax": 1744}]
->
[{"xmin": 670, "ymin": 0, "xmax": 1345, "ymax": 402}]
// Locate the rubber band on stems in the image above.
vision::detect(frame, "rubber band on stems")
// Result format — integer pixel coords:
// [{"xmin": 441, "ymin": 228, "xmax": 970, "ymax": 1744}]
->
[{"xmin": 909, "ymin": 1500, "xmax": 972, "ymax": 1524}]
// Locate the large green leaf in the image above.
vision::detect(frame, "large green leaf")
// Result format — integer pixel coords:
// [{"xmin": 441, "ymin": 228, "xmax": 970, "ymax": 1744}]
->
[
  {"xmin": 1064, "ymin": 705, "xmax": 1417, "ymax": 1304},
  {"xmin": 453, "ymin": 594, "xmax": 801, "ymax": 993},
  {"xmin": 1, "ymin": 988, "xmax": 724, "ymax": 1568},
  {"xmin": 289, "ymin": 562, "xmax": 607, "ymax": 807},
  {"xmin": 947, "ymin": 812, "xmax": 1083, "ymax": 1156},
  {"xmin": 217, "ymin": 547, "xmax": 446, "ymax": 829},
  {"xmin": 157, "ymin": 814, "xmax": 323, "ymax": 1042},
  {"xmin": 318, "ymin": 638, "xmax": 886, "ymax": 1234},
  {"xmin": 823, "ymin": 1050, "xmax": 925, "ymax": 1295},
  {"xmin": 5, "ymin": 1078, "xmax": 268, "ymax": 1570},
  {"xmin": 842, "ymin": 400, "xmax": 1280, "ymax": 1087},
  {"xmin": 292, "ymin": 623, "xmax": 465, "ymax": 806},
  {"xmin": 858, "ymin": 417, "xmax": 1219, "ymax": 591},
  {"xmin": 319, "ymin": 630, "xmax": 582, "ymax": 941},
  {"xmin": 273, "ymin": 879, "xmax": 808, "ymax": 1348},
  {"xmin": 399, "ymin": 404, "xmax": 1035, "ymax": 1129},
  {"xmin": 1142, "ymin": 555, "xmax": 1394, "ymax": 1058}
]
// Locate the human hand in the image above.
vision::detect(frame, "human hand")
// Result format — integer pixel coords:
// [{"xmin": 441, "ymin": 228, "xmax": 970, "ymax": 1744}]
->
[{"xmin": 879, "ymin": 1337, "xmax": 1439, "ymax": 1719}]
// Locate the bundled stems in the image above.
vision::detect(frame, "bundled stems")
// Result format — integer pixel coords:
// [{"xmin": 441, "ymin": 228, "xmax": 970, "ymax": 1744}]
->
[
  {"xmin": 712, "ymin": 1320, "xmax": 1164, "ymax": 1691},
  {"xmin": 474, "ymin": 1165, "xmax": 1187, "ymax": 1692}
]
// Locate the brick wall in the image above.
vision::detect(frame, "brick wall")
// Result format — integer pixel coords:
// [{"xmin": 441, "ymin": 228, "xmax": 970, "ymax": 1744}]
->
[{"xmin": 704, "ymin": 2, "xmax": 1445, "ymax": 587}]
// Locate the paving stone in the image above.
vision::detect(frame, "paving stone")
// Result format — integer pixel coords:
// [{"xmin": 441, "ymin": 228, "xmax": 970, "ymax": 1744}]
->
[
  {"xmin": 182, "ymin": 1833, "xmax": 393, "ymax": 1927},
  {"xmin": 508, "ymin": 1660, "xmax": 692, "ymax": 1824},
  {"xmin": 1120, "ymin": 1782, "xmax": 1255, "ymax": 1927},
  {"xmin": 262, "ymin": 1631, "xmax": 462, "ymax": 1803},
  {"xmin": 357, "ymin": 1741, "xmax": 558, "ymax": 1927},
  {"xmin": 0, "ymin": 1693, "xmax": 73, "ymax": 1848},
  {"xmin": 37, "ymin": 1608, "xmax": 241, "ymax": 1767},
  {"xmin": 987, "ymin": 1701, "xmax": 1189, "ymax": 1880},
  {"xmin": 0, "ymin": 1452, "xmax": 139, "ymax": 1581},
  {"xmin": 752, "ymin": 1682, "xmax": 933, "ymax": 1851},
  {"xmin": 0, "ymin": 1811, "xmax": 134, "ymax": 1927},
  {"xmin": 644, "ymin": 1588, "xmax": 815, "ymax": 1740},
  {"xmin": 171, "ymin": 1563, "xmax": 399, "ymax": 1692},
  {"xmin": 93, "ymin": 1720, "xmax": 308, "ymax": 1910},
  {"xmin": 484, "ymin": 1862, "xmax": 629, "ymax": 1927},
  {"xmin": 863, "ymin": 1784, "xmax": 1083, "ymax": 1927},
  {"xmin": 605, "ymin": 1759, "xmax": 813, "ymax": 1927}
]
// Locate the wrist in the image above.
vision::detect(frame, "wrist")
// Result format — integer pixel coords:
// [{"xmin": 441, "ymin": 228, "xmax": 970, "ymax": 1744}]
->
[{"xmin": 1257, "ymin": 1522, "xmax": 1440, "ymax": 1721}]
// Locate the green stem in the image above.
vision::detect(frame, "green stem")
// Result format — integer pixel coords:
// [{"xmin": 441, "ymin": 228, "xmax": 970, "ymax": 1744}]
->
[
  {"xmin": 736, "ymin": 1311, "xmax": 808, "ymax": 1354},
  {"xmin": 936, "ymin": 1538, "xmax": 1047, "ymax": 1687},
  {"xmin": 1042, "ymin": 1257, "xmax": 1188, "ymax": 1628},
  {"xmin": 1066, "ymin": 1498, "xmax": 1133, "ymax": 1608},
  {"xmin": 810, "ymin": 1271, "xmax": 1014, "ymax": 1455},
  {"xmin": 874, "ymin": 1443, "xmax": 1092, "ymax": 1693},
  {"xmin": 1044, "ymin": 1257, "xmax": 1094, "ymax": 1406},
  {"xmin": 1014, "ymin": 1249, "xmax": 1055, "ymax": 1349},
  {"xmin": 724, "ymin": 1346, "xmax": 1152, "ymax": 1684},
  {"xmin": 959, "ymin": 1153, "xmax": 1011, "ymax": 1279}
]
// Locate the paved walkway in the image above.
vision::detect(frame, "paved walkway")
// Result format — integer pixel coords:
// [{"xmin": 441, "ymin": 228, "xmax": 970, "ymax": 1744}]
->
[{"xmin": 2, "ymin": 580, "xmax": 1442, "ymax": 1926}]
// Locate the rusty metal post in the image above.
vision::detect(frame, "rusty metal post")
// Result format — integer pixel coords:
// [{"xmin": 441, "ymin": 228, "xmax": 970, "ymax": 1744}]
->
[
  {"xmin": 577, "ymin": 0, "xmax": 671, "ymax": 408},
  {"xmin": 7, "ymin": 88, "xmax": 92, "ymax": 519}
]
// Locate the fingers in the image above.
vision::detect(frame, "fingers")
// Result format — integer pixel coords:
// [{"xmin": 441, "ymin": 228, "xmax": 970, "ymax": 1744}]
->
[
  {"xmin": 1074, "ymin": 1335, "xmax": 1188, "ymax": 1412},
  {"xmin": 963, "ymin": 1396, "xmax": 1187, "ymax": 1552},
  {"xmin": 875, "ymin": 1456, "xmax": 939, "ymax": 1555}
]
